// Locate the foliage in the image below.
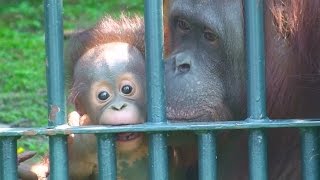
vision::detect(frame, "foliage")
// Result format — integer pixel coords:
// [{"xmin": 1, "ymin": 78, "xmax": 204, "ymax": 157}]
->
[{"xmin": 0, "ymin": 0, "xmax": 143, "ymax": 154}]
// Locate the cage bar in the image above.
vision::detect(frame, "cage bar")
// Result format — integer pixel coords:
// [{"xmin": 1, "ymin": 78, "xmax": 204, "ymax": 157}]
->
[
  {"xmin": 44, "ymin": 0, "xmax": 68, "ymax": 179},
  {"xmin": 198, "ymin": 132, "xmax": 217, "ymax": 180},
  {"xmin": 0, "ymin": 137, "xmax": 18, "ymax": 180},
  {"xmin": 248, "ymin": 130, "xmax": 267, "ymax": 179},
  {"xmin": 301, "ymin": 128, "xmax": 320, "ymax": 180},
  {"xmin": 97, "ymin": 134, "xmax": 116, "ymax": 180},
  {"xmin": 144, "ymin": 0, "xmax": 168, "ymax": 180},
  {"xmin": 1, "ymin": 120, "xmax": 320, "ymax": 136},
  {"xmin": 244, "ymin": 0, "xmax": 268, "ymax": 180},
  {"xmin": 48, "ymin": 136, "xmax": 68, "ymax": 180}
]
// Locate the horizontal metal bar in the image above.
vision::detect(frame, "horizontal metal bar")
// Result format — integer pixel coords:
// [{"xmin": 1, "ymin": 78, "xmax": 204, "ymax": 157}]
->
[
  {"xmin": 1, "ymin": 119, "xmax": 320, "ymax": 136},
  {"xmin": 97, "ymin": 134, "xmax": 116, "ymax": 180},
  {"xmin": 198, "ymin": 132, "xmax": 216, "ymax": 180}
]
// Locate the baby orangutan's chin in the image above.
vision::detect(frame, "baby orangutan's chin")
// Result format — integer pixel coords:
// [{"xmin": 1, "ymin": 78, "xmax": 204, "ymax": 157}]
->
[{"xmin": 116, "ymin": 133, "xmax": 144, "ymax": 153}]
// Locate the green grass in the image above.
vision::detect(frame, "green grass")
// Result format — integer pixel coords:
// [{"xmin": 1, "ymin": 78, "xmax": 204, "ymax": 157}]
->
[{"xmin": 0, "ymin": 0, "xmax": 143, "ymax": 155}]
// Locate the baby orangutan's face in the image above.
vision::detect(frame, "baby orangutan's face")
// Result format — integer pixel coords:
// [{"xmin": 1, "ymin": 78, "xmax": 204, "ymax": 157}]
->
[{"xmin": 73, "ymin": 42, "xmax": 146, "ymax": 152}]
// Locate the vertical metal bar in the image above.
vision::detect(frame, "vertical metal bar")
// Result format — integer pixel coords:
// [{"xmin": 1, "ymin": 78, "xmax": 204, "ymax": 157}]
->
[
  {"xmin": 301, "ymin": 128, "xmax": 320, "ymax": 180},
  {"xmin": 44, "ymin": 1, "xmax": 68, "ymax": 180},
  {"xmin": 245, "ymin": 0, "xmax": 266, "ymax": 118},
  {"xmin": 0, "ymin": 137, "xmax": 18, "ymax": 180},
  {"xmin": 48, "ymin": 136, "xmax": 68, "ymax": 180},
  {"xmin": 148, "ymin": 134, "xmax": 167, "ymax": 180},
  {"xmin": 244, "ymin": 0, "xmax": 268, "ymax": 180},
  {"xmin": 97, "ymin": 134, "xmax": 116, "ymax": 180},
  {"xmin": 144, "ymin": 0, "xmax": 165, "ymax": 122},
  {"xmin": 198, "ymin": 132, "xmax": 216, "ymax": 180},
  {"xmin": 248, "ymin": 130, "xmax": 267, "ymax": 179},
  {"xmin": 45, "ymin": 0, "xmax": 65, "ymax": 125},
  {"xmin": 144, "ymin": 0, "xmax": 168, "ymax": 180}
]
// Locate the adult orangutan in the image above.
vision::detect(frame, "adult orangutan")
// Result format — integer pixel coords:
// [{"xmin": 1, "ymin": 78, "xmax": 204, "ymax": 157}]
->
[{"xmin": 164, "ymin": 0, "xmax": 320, "ymax": 179}]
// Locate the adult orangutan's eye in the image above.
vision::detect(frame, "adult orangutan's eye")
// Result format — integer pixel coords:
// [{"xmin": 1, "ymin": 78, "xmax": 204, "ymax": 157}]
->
[
  {"xmin": 98, "ymin": 91, "xmax": 110, "ymax": 101},
  {"xmin": 177, "ymin": 19, "xmax": 191, "ymax": 31},
  {"xmin": 204, "ymin": 30, "xmax": 218, "ymax": 42}
]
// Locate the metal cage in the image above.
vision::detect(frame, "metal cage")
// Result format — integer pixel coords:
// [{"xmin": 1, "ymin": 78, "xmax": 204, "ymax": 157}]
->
[{"xmin": 0, "ymin": 0, "xmax": 319, "ymax": 180}]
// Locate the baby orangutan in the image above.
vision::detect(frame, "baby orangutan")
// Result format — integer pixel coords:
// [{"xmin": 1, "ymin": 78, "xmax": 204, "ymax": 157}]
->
[
  {"xmin": 18, "ymin": 15, "xmax": 185, "ymax": 180},
  {"xmin": 68, "ymin": 41, "xmax": 148, "ymax": 180},
  {"xmin": 65, "ymin": 15, "xmax": 150, "ymax": 180}
]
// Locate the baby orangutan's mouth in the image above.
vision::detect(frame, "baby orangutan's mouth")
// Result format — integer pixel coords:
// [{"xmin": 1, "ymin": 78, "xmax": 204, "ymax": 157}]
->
[{"xmin": 116, "ymin": 133, "xmax": 141, "ymax": 142}]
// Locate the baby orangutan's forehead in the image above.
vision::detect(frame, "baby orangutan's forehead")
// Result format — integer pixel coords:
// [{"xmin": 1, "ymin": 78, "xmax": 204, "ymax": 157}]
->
[
  {"xmin": 80, "ymin": 42, "xmax": 143, "ymax": 67},
  {"xmin": 74, "ymin": 42, "xmax": 144, "ymax": 81},
  {"xmin": 96, "ymin": 42, "xmax": 132, "ymax": 65},
  {"xmin": 80, "ymin": 42, "xmax": 132, "ymax": 64}
]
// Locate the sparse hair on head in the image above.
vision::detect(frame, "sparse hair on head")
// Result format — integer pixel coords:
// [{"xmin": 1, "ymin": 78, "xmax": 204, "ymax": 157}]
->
[{"xmin": 65, "ymin": 14, "xmax": 145, "ymax": 104}]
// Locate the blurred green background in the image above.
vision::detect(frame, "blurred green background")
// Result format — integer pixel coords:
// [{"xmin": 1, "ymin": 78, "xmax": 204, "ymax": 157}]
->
[{"xmin": 0, "ymin": 0, "xmax": 143, "ymax": 155}]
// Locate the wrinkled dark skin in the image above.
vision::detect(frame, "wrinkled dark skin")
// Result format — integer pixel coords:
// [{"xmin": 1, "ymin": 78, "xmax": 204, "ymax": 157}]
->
[
  {"xmin": 165, "ymin": 0, "xmax": 245, "ymax": 121},
  {"xmin": 165, "ymin": 0, "xmax": 320, "ymax": 179}
]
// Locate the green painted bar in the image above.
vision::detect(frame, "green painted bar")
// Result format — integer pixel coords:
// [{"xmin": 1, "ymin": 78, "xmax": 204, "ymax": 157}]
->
[
  {"xmin": 198, "ymin": 132, "xmax": 216, "ymax": 180},
  {"xmin": 0, "ymin": 137, "xmax": 18, "ymax": 180},
  {"xmin": 245, "ymin": 0, "xmax": 266, "ymax": 118},
  {"xmin": 44, "ymin": 0, "xmax": 68, "ymax": 180},
  {"xmin": 244, "ymin": 0, "xmax": 268, "ymax": 180},
  {"xmin": 44, "ymin": 1, "xmax": 66, "ymax": 126},
  {"xmin": 301, "ymin": 128, "xmax": 320, "ymax": 180},
  {"xmin": 97, "ymin": 134, "xmax": 116, "ymax": 180},
  {"xmin": 49, "ymin": 136, "xmax": 68, "ymax": 180},
  {"xmin": 144, "ymin": 0, "xmax": 165, "ymax": 121},
  {"xmin": 1, "ymin": 119, "xmax": 320, "ymax": 136},
  {"xmin": 144, "ymin": 0, "xmax": 168, "ymax": 180},
  {"xmin": 148, "ymin": 133, "xmax": 168, "ymax": 180},
  {"xmin": 248, "ymin": 130, "xmax": 267, "ymax": 180}
]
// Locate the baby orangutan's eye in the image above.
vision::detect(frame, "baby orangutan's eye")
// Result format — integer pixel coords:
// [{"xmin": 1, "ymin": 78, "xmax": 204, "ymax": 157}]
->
[
  {"xmin": 121, "ymin": 85, "xmax": 133, "ymax": 95},
  {"xmin": 98, "ymin": 91, "xmax": 110, "ymax": 101}
]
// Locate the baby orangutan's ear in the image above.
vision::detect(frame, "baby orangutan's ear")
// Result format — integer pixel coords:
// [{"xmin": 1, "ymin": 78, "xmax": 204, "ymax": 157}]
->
[{"xmin": 74, "ymin": 98, "xmax": 85, "ymax": 116}]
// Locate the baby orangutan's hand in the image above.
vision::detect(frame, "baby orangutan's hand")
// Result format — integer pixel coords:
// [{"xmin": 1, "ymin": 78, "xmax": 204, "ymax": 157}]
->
[
  {"xmin": 18, "ymin": 151, "xmax": 49, "ymax": 180},
  {"xmin": 67, "ymin": 111, "xmax": 91, "ymax": 145}
]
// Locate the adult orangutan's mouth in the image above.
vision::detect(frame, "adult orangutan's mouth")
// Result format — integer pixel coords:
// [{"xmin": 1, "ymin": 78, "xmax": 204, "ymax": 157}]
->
[
  {"xmin": 116, "ymin": 133, "xmax": 142, "ymax": 142},
  {"xmin": 166, "ymin": 106, "xmax": 206, "ymax": 121},
  {"xmin": 166, "ymin": 104, "xmax": 233, "ymax": 121},
  {"xmin": 167, "ymin": 113, "xmax": 205, "ymax": 121}
]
